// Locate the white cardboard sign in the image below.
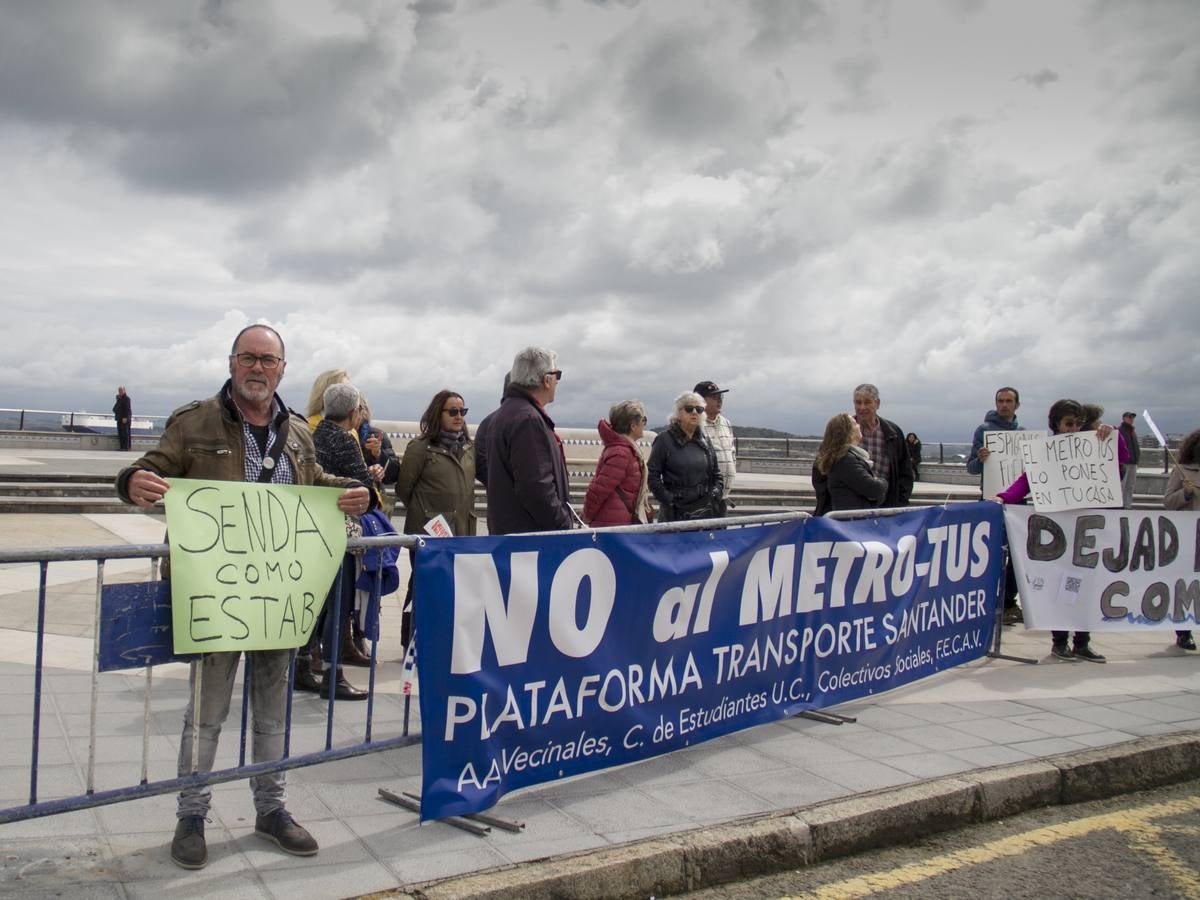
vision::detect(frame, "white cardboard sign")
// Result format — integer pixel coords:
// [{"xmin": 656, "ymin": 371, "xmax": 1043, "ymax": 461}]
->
[
  {"xmin": 1019, "ymin": 431, "xmax": 1122, "ymax": 512},
  {"xmin": 981, "ymin": 429, "xmax": 1047, "ymax": 499}
]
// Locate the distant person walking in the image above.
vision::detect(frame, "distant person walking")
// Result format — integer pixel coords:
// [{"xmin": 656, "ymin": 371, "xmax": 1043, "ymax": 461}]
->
[
  {"xmin": 1119, "ymin": 412, "xmax": 1141, "ymax": 509},
  {"xmin": 851, "ymin": 383, "xmax": 912, "ymax": 507},
  {"xmin": 112, "ymin": 386, "xmax": 132, "ymax": 450}
]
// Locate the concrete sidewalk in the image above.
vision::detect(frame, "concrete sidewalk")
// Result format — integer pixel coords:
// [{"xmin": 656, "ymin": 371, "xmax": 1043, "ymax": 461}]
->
[{"xmin": 1, "ymin": 510, "xmax": 1199, "ymax": 899}]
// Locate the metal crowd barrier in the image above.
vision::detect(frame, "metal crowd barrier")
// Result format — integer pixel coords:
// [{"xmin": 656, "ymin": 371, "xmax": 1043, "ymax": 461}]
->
[
  {"xmin": 0, "ymin": 513, "xmax": 819, "ymax": 826},
  {"xmin": 0, "ymin": 505, "xmax": 1017, "ymax": 826},
  {"xmin": 0, "ymin": 536, "xmax": 432, "ymax": 825}
]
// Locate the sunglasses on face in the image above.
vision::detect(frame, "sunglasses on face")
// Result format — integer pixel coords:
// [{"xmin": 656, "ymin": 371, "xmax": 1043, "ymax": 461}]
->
[
  {"xmin": 683, "ymin": 405, "xmax": 704, "ymax": 414},
  {"xmin": 443, "ymin": 407, "xmax": 468, "ymax": 417},
  {"xmin": 546, "ymin": 370, "xmax": 563, "ymax": 382}
]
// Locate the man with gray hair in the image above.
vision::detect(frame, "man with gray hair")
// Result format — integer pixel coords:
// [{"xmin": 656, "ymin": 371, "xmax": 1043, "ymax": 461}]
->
[
  {"xmin": 852, "ymin": 383, "xmax": 913, "ymax": 508},
  {"xmin": 484, "ymin": 347, "xmax": 574, "ymax": 534}
]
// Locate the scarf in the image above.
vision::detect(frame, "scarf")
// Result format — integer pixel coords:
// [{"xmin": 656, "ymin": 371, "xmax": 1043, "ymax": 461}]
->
[{"xmin": 437, "ymin": 429, "xmax": 467, "ymax": 459}]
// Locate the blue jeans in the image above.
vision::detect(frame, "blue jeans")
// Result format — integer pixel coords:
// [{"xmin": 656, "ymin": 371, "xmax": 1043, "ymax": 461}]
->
[{"xmin": 177, "ymin": 649, "xmax": 290, "ymax": 819}]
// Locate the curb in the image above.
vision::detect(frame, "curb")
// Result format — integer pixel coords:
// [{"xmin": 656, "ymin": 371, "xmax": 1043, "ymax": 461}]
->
[{"xmin": 383, "ymin": 731, "xmax": 1200, "ymax": 900}]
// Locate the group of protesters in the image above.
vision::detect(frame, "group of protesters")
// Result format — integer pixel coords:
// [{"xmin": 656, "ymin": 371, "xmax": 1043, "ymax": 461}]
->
[{"xmin": 113, "ymin": 325, "xmax": 1198, "ymax": 872}]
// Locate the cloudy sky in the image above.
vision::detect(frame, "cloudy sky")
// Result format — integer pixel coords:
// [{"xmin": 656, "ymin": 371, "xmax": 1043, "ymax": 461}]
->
[{"xmin": 1, "ymin": 0, "xmax": 1196, "ymax": 439}]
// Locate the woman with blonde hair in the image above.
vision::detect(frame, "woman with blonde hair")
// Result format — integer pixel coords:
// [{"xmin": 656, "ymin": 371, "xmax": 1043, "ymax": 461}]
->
[
  {"xmin": 306, "ymin": 368, "xmax": 350, "ymax": 432},
  {"xmin": 812, "ymin": 413, "xmax": 887, "ymax": 515}
]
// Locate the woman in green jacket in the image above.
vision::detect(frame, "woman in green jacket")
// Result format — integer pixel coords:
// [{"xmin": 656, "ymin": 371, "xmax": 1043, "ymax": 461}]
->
[{"xmin": 395, "ymin": 389, "xmax": 476, "ymax": 649}]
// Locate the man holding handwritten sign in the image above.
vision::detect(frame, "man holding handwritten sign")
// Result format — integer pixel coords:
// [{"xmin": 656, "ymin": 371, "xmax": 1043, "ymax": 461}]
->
[
  {"xmin": 116, "ymin": 324, "xmax": 372, "ymax": 870},
  {"xmin": 966, "ymin": 387, "xmax": 1027, "ymax": 622},
  {"xmin": 162, "ymin": 479, "xmax": 348, "ymax": 652}
]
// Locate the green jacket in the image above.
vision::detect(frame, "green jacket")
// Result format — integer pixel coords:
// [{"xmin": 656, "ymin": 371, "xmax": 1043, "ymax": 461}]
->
[{"xmin": 395, "ymin": 436, "xmax": 477, "ymax": 537}]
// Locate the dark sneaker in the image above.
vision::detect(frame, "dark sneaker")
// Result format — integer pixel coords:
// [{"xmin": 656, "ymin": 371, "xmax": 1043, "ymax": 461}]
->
[
  {"xmin": 170, "ymin": 816, "xmax": 208, "ymax": 869},
  {"xmin": 1050, "ymin": 643, "xmax": 1077, "ymax": 661},
  {"xmin": 1177, "ymin": 633, "xmax": 1197, "ymax": 651},
  {"xmin": 255, "ymin": 809, "xmax": 318, "ymax": 856},
  {"xmin": 1073, "ymin": 644, "xmax": 1106, "ymax": 663}
]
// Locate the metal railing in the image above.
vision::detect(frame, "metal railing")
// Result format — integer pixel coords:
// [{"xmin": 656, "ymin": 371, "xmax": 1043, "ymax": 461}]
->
[
  {"xmin": 0, "ymin": 407, "xmax": 168, "ymax": 436},
  {"xmin": 0, "ymin": 535, "xmax": 427, "ymax": 824},
  {"xmin": 732, "ymin": 435, "xmax": 1174, "ymax": 472},
  {"xmin": 733, "ymin": 435, "xmax": 973, "ymax": 464},
  {"xmin": 0, "ymin": 513, "xmax": 824, "ymax": 825}
]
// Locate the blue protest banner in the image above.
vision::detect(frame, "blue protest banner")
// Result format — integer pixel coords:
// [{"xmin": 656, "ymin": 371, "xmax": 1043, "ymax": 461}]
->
[{"xmin": 415, "ymin": 501, "xmax": 1004, "ymax": 820}]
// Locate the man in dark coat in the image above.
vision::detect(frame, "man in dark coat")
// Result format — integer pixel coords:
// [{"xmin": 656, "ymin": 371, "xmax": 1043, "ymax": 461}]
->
[
  {"xmin": 112, "ymin": 385, "xmax": 132, "ymax": 450},
  {"xmin": 484, "ymin": 347, "xmax": 573, "ymax": 534},
  {"xmin": 851, "ymin": 383, "xmax": 913, "ymax": 508}
]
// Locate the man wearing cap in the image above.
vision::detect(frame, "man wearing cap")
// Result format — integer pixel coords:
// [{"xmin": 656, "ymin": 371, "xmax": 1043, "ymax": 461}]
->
[
  {"xmin": 116, "ymin": 324, "xmax": 373, "ymax": 871},
  {"xmin": 1119, "ymin": 412, "xmax": 1141, "ymax": 509},
  {"xmin": 852, "ymin": 383, "xmax": 913, "ymax": 508},
  {"xmin": 695, "ymin": 381, "xmax": 736, "ymax": 509}
]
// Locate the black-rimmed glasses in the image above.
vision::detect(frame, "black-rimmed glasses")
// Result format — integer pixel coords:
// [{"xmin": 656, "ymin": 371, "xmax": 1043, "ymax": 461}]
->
[
  {"xmin": 546, "ymin": 370, "xmax": 563, "ymax": 382},
  {"xmin": 443, "ymin": 407, "xmax": 468, "ymax": 417},
  {"xmin": 232, "ymin": 353, "xmax": 283, "ymax": 370}
]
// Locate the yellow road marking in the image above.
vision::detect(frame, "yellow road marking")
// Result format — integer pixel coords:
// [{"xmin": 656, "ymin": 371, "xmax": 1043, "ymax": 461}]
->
[
  {"xmin": 1125, "ymin": 824, "xmax": 1200, "ymax": 898},
  {"xmin": 785, "ymin": 795, "xmax": 1200, "ymax": 900}
]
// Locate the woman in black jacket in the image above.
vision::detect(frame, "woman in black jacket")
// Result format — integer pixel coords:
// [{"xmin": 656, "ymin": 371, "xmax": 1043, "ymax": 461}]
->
[
  {"xmin": 648, "ymin": 391, "xmax": 723, "ymax": 522},
  {"xmin": 812, "ymin": 413, "xmax": 887, "ymax": 514}
]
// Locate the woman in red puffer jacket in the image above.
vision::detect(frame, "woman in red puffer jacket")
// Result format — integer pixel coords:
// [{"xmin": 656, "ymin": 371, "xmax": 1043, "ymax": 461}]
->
[{"xmin": 584, "ymin": 400, "xmax": 652, "ymax": 526}]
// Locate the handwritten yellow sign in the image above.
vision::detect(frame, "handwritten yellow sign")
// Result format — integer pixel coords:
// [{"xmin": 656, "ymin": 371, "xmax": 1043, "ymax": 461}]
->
[{"xmin": 163, "ymin": 478, "xmax": 348, "ymax": 653}]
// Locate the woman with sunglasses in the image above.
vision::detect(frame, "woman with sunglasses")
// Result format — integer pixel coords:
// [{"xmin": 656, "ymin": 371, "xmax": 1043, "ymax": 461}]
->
[
  {"xmin": 584, "ymin": 400, "xmax": 652, "ymax": 526},
  {"xmin": 648, "ymin": 391, "xmax": 724, "ymax": 522},
  {"xmin": 395, "ymin": 390, "xmax": 476, "ymax": 650}
]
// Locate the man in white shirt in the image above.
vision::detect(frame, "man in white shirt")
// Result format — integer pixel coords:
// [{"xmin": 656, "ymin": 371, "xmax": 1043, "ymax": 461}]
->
[{"xmin": 694, "ymin": 380, "xmax": 736, "ymax": 510}]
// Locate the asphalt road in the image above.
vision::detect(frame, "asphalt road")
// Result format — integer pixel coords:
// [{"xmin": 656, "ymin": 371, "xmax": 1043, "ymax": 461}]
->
[{"xmin": 677, "ymin": 778, "xmax": 1200, "ymax": 899}]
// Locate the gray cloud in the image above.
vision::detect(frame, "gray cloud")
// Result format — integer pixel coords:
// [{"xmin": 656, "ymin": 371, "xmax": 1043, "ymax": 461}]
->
[
  {"xmin": 1017, "ymin": 68, "xmax": 1060, "ymax": 89},
  {"xmin": 830, "ymin": 52, "xmax": 885, "ymax": 114},
  {"xmin": 1, "ymin": 0, "xmax": 1199, "ymax": 441},
  {"xmin": 0, "ymin": 2, "xmax": 396, "ymax": 196},
  {"xmin": 746, "ymin": 0, "xmax": 832, "ymax": 54}
]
